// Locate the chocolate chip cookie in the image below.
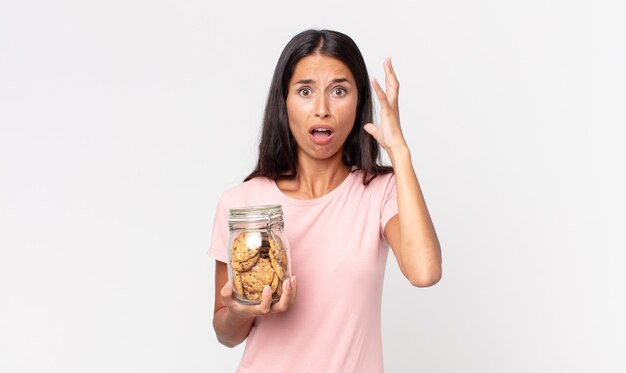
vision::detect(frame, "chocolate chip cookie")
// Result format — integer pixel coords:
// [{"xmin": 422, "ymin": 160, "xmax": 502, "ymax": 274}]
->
[
  {"xmin": 269, "ymin": 235, "xmax": 287, "ymax": 280},
  {"xmin": 230, "ymin": 232, "xmax": 262, "ymax": 272}
]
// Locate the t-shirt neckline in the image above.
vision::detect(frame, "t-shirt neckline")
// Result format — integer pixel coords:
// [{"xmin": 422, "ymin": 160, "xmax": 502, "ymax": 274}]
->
[{"xmin": 269, "ymin": 170, "xmax": 358, "ymax": 206}]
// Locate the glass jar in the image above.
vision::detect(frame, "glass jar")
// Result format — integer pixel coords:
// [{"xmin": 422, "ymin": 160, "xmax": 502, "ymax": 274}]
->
[{"xmin": 227, "ymin": 205, "xmax": 291, "ymax": 305}]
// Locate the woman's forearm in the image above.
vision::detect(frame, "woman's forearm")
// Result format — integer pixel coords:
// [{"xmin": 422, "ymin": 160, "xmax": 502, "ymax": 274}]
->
[{"xmin": 389, "ymin": 144, "xmax": 442, "ymax": 286}]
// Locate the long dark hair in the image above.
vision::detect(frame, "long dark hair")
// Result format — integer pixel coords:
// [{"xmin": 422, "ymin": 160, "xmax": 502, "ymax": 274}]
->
[{"xmin": 245, "ymin": 29, "xmax": 392, "ymax": 184}]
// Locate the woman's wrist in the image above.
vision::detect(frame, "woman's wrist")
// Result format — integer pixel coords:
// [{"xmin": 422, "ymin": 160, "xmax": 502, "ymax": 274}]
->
[{"xmin": 387, "ymin": 142, "xmax": 411, "ymax": 166}]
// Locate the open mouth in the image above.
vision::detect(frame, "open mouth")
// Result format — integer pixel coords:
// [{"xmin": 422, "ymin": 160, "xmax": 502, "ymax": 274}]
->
[
  {"xmin": 310, "ymin": 128, "xmax": 333, "ymax": 138},
  {"xmin": 308, "ymin": 126, "xmax": 334, "ymax": 145}
]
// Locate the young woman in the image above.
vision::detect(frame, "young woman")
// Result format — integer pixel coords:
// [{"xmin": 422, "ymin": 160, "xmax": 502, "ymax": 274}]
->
[{"xmin": 209, "ymin": 29, "xmax": 442, "ymax": 372}]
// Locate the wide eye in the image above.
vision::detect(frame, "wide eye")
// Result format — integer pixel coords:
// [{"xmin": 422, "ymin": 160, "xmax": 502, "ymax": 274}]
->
[
  {"xmin": 298, "ymin": 87, "xmax": 312, "ymax": 97},
  {"xmin": 332, "ymin": 87, "xmax": 347, "ymax": 96}
]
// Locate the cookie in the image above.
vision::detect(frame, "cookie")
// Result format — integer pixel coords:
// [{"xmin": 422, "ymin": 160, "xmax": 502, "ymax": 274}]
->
[
  {"xmin": 241, "ymin": 257, "xmax": 274, "ymax": 293},
  {"xmin": 270, "ymin": 272, "xmax": 279, "ymax": 293},
  {"xmin": 232, "ymin": 270, "xmax": 244, "ymax": 298},
  {"xmin": 269, "ymin": 235, "xmax": 288, "ymax": 280},
  {"xmin": 230, "ymin": 232, "xmax": 262, "ymax": 271},
  {"xmin": 244, "ymin": 287, "xmax": 262, "ymax": 301},
  {"xmin": 231, "ymin": 252, "xmax": 260, "ymax": 272}
]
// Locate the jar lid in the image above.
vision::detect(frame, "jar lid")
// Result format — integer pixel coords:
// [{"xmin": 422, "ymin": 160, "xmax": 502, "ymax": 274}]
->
[{"xmin": 228, "ymin": 204, "xmax": 283, "ymax": 223}]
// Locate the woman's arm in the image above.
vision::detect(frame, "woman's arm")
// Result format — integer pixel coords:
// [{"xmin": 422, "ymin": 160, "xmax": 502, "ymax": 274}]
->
[
  {"xmin": 213, "ymin": 261, "xmax": 255, "ymax": 347},
  {"xmin": 213, "ymin": 261, "xmax": 297, "ymax": 347},
  {"xmin": 364, "ymin": 58, "xmax": 442, "ymax": 287},
  {"xmin": 383, "ymin": 152, "xmax": 442, "ymax": 287}
]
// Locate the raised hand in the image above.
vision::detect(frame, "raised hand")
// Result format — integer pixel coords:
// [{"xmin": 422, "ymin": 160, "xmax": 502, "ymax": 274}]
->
[{"xmin": 363, "ymin": 58, "xmax": 408, "ymax": 153}]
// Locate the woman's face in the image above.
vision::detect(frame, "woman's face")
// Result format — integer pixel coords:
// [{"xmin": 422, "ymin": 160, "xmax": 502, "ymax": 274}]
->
[{"xmin": 286, "ymin": 54, "xmax": 358, "ymax": 163}]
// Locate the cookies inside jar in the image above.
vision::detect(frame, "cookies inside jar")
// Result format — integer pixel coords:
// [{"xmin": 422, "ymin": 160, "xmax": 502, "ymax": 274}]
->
[{"xmin": 230, "ymin": 231, "xmax": 288, "ymax": 304}]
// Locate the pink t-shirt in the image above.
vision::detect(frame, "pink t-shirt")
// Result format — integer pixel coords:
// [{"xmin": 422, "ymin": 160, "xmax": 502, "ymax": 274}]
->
[{"xmin": 209, "ymin": 170, "xmax": 398, "ymax": 373}]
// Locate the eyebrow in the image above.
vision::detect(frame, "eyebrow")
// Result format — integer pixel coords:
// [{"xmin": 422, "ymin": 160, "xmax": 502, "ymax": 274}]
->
[{"xmin": 292, "ymin": 78, "xmax": 352, "ymax": 86}]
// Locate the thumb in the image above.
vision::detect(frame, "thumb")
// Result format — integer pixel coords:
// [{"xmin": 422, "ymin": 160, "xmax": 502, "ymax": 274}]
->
[{"xmin": 363, "ymin": 123, "xmax": 379, "ymax": 137}]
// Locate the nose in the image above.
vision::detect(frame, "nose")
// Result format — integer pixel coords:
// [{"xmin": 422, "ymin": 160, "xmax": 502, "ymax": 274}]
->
[{"xmin": 314, "ymin": 95, "xmax": 331, "ymax": 119}]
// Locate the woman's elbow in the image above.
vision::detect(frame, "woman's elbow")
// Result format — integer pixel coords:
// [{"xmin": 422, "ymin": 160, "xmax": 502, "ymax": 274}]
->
[
  {"xmin": 214, "ymin": 324, "xmax": 247, "ymax": 348},
  {"xmin": 213, "ymin": 317, "xmax": 248, "ymax": 348},
  {"xmin": 217, "ymin": 336, "xmax": 244, "ymax": 348},
  {"xmin": 408, "ymin": 267, "xmax": 442, "ymax": 288}
]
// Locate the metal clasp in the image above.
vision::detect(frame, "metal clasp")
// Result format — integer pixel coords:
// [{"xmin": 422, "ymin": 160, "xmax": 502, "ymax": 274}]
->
[{"xmin": 266, "ymin": 212, "xmax": 282, "ymax": 251}]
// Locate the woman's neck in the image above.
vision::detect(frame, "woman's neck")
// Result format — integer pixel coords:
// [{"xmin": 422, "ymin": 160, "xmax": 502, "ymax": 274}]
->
[{"xmin": 277, "ymin": 156, "xmax": 350, "ymax": 200}]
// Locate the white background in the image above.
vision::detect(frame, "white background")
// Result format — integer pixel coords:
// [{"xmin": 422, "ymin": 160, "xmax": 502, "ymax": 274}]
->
[{"xmin": 1, "ymin": 0, "xmax": 625, "ymax": 372}]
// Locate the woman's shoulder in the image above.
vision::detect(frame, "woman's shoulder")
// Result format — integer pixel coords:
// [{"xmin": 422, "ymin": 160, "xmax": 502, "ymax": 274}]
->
[
  {"xmin": 221, "ymin": 176, "xmax": 275, "ymax": 199},
  {"xmin": 226, "ymin": 176, "xmax": 274, "ymax": 194}
]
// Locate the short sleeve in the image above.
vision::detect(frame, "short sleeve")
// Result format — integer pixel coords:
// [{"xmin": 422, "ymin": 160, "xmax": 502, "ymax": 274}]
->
[
  {"xmin": 208, "ymin": 190, "xmax": 233, "ymax": 263},
  {"xmin": 380, "ymin": 173, "xmax": 399, "ymax": 236}
]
